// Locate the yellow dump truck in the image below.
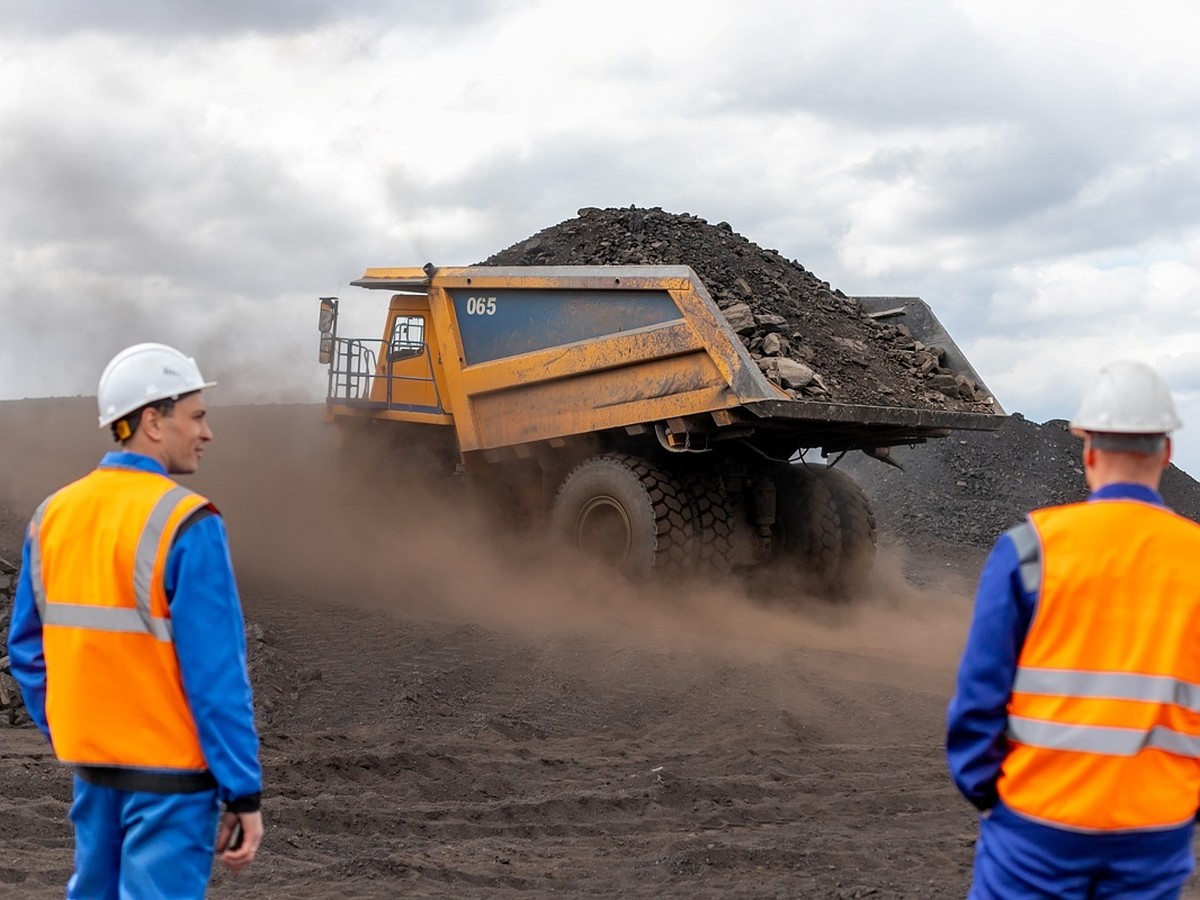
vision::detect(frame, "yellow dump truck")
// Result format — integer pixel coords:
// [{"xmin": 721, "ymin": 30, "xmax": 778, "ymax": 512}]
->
[{"xmin": 318, "ymin": 264, "xmax": 1002, "ymax": 586}]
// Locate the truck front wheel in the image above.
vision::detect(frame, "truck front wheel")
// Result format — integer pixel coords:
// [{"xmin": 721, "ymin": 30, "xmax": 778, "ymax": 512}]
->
[{"xmin": 551, "ymin": 454, "xmax": 694, "ymax": 578}]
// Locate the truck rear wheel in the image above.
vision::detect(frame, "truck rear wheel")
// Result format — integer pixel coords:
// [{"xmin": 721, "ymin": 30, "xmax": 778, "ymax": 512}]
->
[
  {"xmin": 682, "ymin": 468, "xmax": 735, "ymax": 575},
  {"xmin": 813, "ymin": 465, "xmax": 877, "ymax": 589},
  {"xmin": 552, "ymin": 454, "xmax": 695, "ymax": 578},
  {"xmin": 775, "ymin": 465, "xmax": 843, "ymax": 585}
]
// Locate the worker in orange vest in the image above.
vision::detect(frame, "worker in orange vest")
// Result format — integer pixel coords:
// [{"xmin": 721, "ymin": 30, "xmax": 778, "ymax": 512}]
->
[
  {"xmin": 7, "ymin": 343, "xmax": 263, "ymax": 898},
  {"xmin": 947, "ymin": 359, "xmax": 1200, "ymax": 898}
]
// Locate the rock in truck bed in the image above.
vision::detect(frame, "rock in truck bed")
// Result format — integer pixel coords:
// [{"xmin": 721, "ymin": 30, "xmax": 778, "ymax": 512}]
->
[{"xmin": 480, "ymin": 206, "xmax": 995, "ymax": 414}]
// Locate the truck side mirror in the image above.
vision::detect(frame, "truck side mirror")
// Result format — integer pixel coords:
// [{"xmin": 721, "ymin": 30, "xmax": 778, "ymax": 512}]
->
[{"xmin": 318, "ymin": 297, "xmax": 338, "ymax": 364}]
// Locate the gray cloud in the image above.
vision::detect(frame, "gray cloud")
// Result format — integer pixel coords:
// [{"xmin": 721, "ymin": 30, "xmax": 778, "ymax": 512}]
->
[
  {"xmin": 920, "ymin": 145, "xmax": 1200, "ymax": 270},
  {"xmin": 3, "ymin": 0, "xmax": 507, "ymax": 37},
  {"xmin": 387, "ymin": 134, "xmax": 828, "ymax": 271},
  {"xmin": 0, "ymin": 103, "xmax": 401, "ymax": 403},
  {"xmin": 698, "ymin": 4, "xmax": 1021, "ymax": 127},
  {"xmin": 0, "ymin": 104, "xmax": 389, "ymax": 286},
  {"xmin": 5, "ymin": 2, "xmax": 1200, "ymax": 473},
  {"xmin": 670, "ymin": 4, "xmax": 1200, "ymax": 279}
]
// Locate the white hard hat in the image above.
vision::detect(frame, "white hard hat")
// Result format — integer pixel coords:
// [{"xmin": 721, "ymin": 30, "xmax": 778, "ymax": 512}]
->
[
  {"xmin": 97, "ymin": 342, "xmax": 217, "ymax": 428},
  {"xmin": 1069, "ymin": 359, "xmax": 1182, "ymax": 435}
]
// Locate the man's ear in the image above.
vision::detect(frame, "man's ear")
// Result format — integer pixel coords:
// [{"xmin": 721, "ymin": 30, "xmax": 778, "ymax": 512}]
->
[
  {"xmin": 1163, "ymin": 436, "xmax": 1173, "ymax": 471},
  {"xmin": 137, "ymin": 407, "xmax": 163, "ymax": 441}
]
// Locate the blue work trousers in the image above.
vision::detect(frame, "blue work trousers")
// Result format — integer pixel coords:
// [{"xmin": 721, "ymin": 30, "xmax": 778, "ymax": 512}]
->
[
  {"xmin": 67, "ymin": 776, "xmax": 221, "ymax": 900},
  {"xmin": 970, "ymin": 802, "xmax": 1194, "ymax": 899}
]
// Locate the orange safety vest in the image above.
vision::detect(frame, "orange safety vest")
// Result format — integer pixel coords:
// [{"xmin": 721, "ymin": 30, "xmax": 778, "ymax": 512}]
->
[
  {"xmin": 28, "ymin": 466, "xmax": 215, "ymax": 771},
  {"xmin": 998, "ymin": 498, "xmax": 1200, "ymax": 831}
]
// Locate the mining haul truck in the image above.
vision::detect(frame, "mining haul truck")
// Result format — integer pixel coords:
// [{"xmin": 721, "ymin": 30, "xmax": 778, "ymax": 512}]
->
[{"xmin": 317, "ymin": 264, "xmax": 1002, "ymax": 589}]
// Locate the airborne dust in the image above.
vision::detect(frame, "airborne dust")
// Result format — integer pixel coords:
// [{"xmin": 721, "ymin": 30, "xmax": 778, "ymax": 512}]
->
[
  {"xmin": 190, "ymin": 402, "xmax": 980, "ymax": 681},
  {"xmin": 0, "ymin": 396, "xmax": 979, "ymax": 734}
]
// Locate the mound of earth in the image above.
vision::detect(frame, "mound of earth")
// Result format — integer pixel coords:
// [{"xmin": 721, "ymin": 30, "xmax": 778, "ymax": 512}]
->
[
  {"xmin": 842, "ymin": 413, "xmax": 1200, "ymax": 549},
  {"xmin": 480, "ymin": 206, "xmax": 994, "ymax": 412}
]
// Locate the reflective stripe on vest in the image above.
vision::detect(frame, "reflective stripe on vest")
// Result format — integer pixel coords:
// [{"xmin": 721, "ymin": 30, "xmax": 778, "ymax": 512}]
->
[
  {"xmin": 1013, "ymin": 667, "xmax": 1200, "ymax": 713},
  {"xmin": 997, "ymin": 499, "xmax": 1200, "ymax": 832},
  {"xmin": 1008, "ymin": 668, "xmax": 1200, "ymax": 758},
  {"xmin": 1009, "ymin": 714, "xmax": 1200, "ymax": 758},
  {"xmin": 1005, "ymin": 521, "xmax": 1042, "ymax": 598},
  {"xmin": 30, "ymin": 485, "xmax": 192, "ymax": 643}
]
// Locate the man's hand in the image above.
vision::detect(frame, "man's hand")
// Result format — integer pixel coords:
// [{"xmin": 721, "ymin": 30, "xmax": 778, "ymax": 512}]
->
[{"xmin": 216, "ymin": 810, "xmax": 264, "ymax": 875}]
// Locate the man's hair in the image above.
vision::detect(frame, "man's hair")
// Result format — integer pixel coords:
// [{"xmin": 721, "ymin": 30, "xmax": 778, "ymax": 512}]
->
[
  {"xmin": 1087, "ymin": 432, "xmax": 1167, "ymax": 455},
  {"xmin": 111, "ymin": 397, "xmax": 177, "ymax": 443}
]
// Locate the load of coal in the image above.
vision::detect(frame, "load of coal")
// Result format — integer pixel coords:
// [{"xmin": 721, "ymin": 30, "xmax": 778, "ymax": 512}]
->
[
  {"xmin": 479, "ymin": 206, "xmax": 994, "ymax": 413},
  {"xmin": 840, "ymin": 415, "xmax": 1200, "ymax": 550}
]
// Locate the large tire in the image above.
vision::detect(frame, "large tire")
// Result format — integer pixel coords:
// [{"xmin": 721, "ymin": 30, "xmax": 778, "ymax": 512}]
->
[
  {"xmin": 551, "ymin": 454, "xmax": 695, "ymax": 578},
  {"xmin": 681, "ymin": 468, "xmax": 735, "ymax": 576},
  {"xmin": 814, "ymin": 465, "xmax": 877, "ymax": 587},
  {"xmin": 774, "ymin": 465, "xmax": 843, "ymax": 585}
]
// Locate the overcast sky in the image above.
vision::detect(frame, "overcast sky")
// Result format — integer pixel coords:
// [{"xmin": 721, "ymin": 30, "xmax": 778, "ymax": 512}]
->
[{"xmin": 5, "ymin": 0, "xmax": 1200, "ymax": 474}]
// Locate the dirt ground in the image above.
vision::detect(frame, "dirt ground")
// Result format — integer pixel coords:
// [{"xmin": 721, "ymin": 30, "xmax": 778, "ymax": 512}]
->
[{"xmin": 3, "ymin": 398, "xmax": 1200, "ymax": 898}]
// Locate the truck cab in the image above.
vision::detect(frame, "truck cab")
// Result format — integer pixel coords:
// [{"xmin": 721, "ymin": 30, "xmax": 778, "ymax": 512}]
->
[{"xmin": 320, "ymin": 277, "xmax": 453, "ymax": 425}]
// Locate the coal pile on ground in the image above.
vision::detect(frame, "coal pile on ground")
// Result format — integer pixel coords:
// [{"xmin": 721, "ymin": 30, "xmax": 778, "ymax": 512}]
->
[
  {"xmin": 842, "ymin": 413, "xmax": 1200, "ymax": 549},
  {"xmin": 480, "ymin": 206, "xmax": 994, "ymax": 412}
]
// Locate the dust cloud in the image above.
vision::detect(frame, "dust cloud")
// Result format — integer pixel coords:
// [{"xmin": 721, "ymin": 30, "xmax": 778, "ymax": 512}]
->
[
  {"xmin": 0, "ymin": 398, "xmax": 982, "ymax": 721},
  {"xmin": 164, "ymin": 402, "xmax": 983, "ymax": 706}
]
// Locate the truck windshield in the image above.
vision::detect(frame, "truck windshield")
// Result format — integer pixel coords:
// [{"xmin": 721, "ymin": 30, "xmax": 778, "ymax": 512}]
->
[{"xmin": 389, "ymin": 315, "xmax": 425, "ymax": 362}]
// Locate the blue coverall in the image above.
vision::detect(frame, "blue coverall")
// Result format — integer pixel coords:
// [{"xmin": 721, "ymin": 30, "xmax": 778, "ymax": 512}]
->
[
  {"xmin": 8, "ymin": 451, "xmax": 263, "ymax": 900},
  {"xmin": 946, "ymin": 483, "xmax": 1195, "ymax": 899}
]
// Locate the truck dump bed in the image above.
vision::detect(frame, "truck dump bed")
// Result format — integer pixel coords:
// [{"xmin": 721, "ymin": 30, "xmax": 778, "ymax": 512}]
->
[{"xmin": 335, "ymin": 264, "xmax": 1002, "ymax": 457}]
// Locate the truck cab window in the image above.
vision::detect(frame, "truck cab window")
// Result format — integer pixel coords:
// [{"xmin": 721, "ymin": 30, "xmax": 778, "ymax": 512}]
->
[{"xmin": 389, "ymin": 315, "xmax": 425, "ymax": 362}]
